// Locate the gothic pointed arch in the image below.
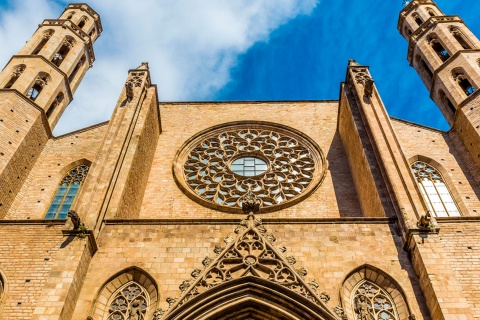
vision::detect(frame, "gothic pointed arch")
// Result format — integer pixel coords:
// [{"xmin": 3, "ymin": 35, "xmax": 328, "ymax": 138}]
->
[
  {"xmin": 45, "ymin": 159, "xmax": 92, "ymax": 219},
  {"xmin": 160, "ymin": 211, "xmax": 338, "ymax": 320},
  {"xmin": 165, "ymin": 276, "xmax": 337, "ymax": 320},
  {"xmin": 408, "ymin": 155, "xmax": 464, "ymax": 217},
  {"xmin": 90, "ymin": 267, "xmax": 159, "ymax": 320},
  {"xmin": 339, "ymin": 265, "xmax": 413, "ymax": 320}
]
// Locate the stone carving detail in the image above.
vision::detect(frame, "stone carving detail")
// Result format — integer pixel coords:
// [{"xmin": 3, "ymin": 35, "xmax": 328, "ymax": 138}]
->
[
  {"xmin": 353, "ymin": 280, "xmax": 399, "ymax": 320},
  {"xmin": 152, "ymin": 309, "xmax": 165, "ymax": 320},
  {"xmin": 308, "ymin": 279, "xmax": 319, "ymax": 292},
  {"xmin": 353, "ymin": 70, "xmax": 374, "ymax": 97},
  {"xmin": 191, "ymin": 269, "xmax": 202, "ymax": 279},
  {"xmin": 171, "ymin": 214, "xmax": 325, "ymax": 313},
  {"xmin": 166, "ymin": 297, "xmax": 177, "ymax": 307},
  {"xmin": 202, "ymin": 256, "xmax": 213, "ymax": 267},
  {"xmin": 12, "ymin": 65, "xmax": 26, "ymax": 78},
  {"xmin": 180, "ymin": 124, "xmax": 325, "ymax": 213},
  {"xmin": 213, "ymin": 245, "xmax": 223, "ymax": 255},
  {"xmin": 334, "ymin": 305, "xmax": 348, "ymax": 320},
  {"xmin": 67, "ymin": 210, "xmax": 85, "ymax": 230},
  {"xmin": 417, "ymin": 211, "xmax": 438, "ymax": 231},
  {"xmin": 179, "ymin": 280, "xmax": 190, "ymax": 293},
  {"xmin": 286, "ymin": 256, "xmax": 296, "ymax": 265},
  {"xmin": 107, "ymin": 282, "xmax": 148, "ymax": 320},
  {"xmin": 320, "ymin": 291, "xmax": 330, "ymax": 303}
]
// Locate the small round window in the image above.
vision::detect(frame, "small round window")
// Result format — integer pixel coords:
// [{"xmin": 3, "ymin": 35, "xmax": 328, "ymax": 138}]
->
[{"xmin": 230, "ymin": 157, "xmax": 268, "ymax": 177}]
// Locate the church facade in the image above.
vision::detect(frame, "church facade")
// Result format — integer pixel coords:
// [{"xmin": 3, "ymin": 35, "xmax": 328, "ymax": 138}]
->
[{"xmin": 0, "ymin": 0, "xmax": 479, "ymax": 319}]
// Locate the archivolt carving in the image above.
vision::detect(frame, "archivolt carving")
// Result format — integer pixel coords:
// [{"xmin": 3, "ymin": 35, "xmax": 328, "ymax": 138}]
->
[
  {"xmin": 174, "ymin": 122, "xmax": 326, "ymax": 213},
  {"xmin": 158, "ymin": 214, "xmax": 337, "ymax": 320}
]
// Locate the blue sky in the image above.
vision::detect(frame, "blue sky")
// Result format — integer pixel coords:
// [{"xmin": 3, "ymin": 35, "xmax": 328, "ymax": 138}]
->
[{"xmin": 0, "ymin": 0, "xmax": 479, "ymax": 134}]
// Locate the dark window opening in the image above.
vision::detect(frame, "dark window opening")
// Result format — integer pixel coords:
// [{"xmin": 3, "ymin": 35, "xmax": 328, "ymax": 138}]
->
[
  {"xmin": 66, "ymin": 12, "xmax": 74, "ymax": 20},
  {"xmin": 46, "ymin": 92, "xmax": 64, "ymax": 118},
  {"xmin": 414, "ymin": 15, "xmax": 423, "ymax": 26},
  {"xmin": 431, "ymin": 41, "xmax": 450, "ymax": 62},
  {"xmin": 52, "ymin": 41, "xmax": 73, "ymax": 67},
  {"xmin": 427, "ymin": 8, "xmax": 436, "ymax": 17},
  {"xmin": 32, "ymin": 37, "xmax": 48, "ymax": 55},
  {"xmin": 4, "ymin": 76, "xmax": 18, "ymax": 89},
  {"xmin": 421, "ymin": 59, "xmax": 433, "ymax": 79},
  {"xmin": 453, "ymin": 33, "xmax": 472, "ymax": 50},
  {"xmin": 27, "ymin": 85, "xmax": 42, "ymax": 101},
  {"xmin": 457, "ymin": 77, "xmax": 476, "ymax": 96},
  {"xmin": 78, "ymin": 19, "xmax": 86, "ymax": 29},
  {"xmin": 68, "ymin": 56, "xmax": 86, "ymax": 83},
  {"xmin": 89, "ymin": 29, "xmax": 96, "ymax": 38}
]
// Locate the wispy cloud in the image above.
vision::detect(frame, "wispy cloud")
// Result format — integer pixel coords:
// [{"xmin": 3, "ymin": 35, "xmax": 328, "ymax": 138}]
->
[{"xmin": 0, "ymin": 0, "xmax": 319, "ymax": 134}]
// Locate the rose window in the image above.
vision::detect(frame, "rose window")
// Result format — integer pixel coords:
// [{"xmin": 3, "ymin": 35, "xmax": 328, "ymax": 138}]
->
[{"xmin": 174, "ymin": 122, "xmax": 326, "ymax": 213}]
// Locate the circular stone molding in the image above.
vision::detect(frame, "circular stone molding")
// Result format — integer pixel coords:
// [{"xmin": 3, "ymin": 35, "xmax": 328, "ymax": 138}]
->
[{"xmin": 173, "ymin": 121, "xmax": 327, "ymax": 213}]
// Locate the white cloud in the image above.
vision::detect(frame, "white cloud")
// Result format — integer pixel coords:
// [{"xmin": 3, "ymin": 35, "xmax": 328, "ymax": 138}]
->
[{"xmin": 0, "ymin": 0, "xmax": 319, "ymax": 135}]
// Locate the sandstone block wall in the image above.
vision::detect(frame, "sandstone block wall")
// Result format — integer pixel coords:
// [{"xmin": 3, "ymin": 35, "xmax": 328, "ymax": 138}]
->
[{"xmin": 140, "ymin": 101, "xmax": 362, "ymax": 220}]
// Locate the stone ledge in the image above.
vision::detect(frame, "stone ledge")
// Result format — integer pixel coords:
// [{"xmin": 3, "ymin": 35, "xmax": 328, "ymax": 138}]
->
[
  {"xmin": 104, "ymin": 217, "xmax": 397, "ymax": 225},
  {"xmin": 0, "ymin": 219, "xmax": 65, "ymax": 225}
]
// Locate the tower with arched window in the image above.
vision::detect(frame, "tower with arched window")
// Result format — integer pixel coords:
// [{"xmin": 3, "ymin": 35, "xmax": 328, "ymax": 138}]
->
[{"xmin": 398, "ymin": 0, "xmax": 480, "ymax": 169}]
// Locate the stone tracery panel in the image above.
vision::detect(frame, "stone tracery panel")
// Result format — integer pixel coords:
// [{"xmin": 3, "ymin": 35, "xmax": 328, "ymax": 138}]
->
[
  {"xmin": 352, "ymin": 280, "xmax": 399, "ymax": 320},
  {"xmin": 107, "ymin": 282, "xmax": 148, "ymax": 320},
  {"xmin": 173, "ymin": 122, "xmax": 326, "ymax": 213}
]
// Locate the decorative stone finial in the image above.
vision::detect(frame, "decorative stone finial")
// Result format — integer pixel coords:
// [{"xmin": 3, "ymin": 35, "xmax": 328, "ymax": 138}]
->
[
  {"xmin": 137, "ymin": 62, "xmax": 149, "ymax": 70},
  {"xmin": 241, "ymin": 192, "xmax": 260, "ymax": 214},
  {"xmin": 348, "ymin": 59, "xmax": 360, "ymax": 66}
]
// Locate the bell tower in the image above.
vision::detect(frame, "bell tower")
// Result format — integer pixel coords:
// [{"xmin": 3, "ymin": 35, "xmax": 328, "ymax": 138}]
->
[
  {"xmin": 0, "ymin": 4, "xmax": 101, "ymax": 218},
  {"xmin": 398, "ymin": 0, "xmax": 480, "ymax": 173}
]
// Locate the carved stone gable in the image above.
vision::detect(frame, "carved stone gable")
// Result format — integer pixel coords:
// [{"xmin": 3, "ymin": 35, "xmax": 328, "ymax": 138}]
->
[{"xmin": 160, "ymin": 214, "xmax": 339, "ymax": 319}]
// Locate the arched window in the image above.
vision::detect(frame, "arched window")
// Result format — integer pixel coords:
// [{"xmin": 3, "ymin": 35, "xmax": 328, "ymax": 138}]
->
[
  {"xmin": 66, "ymin": 11, "xmax": 75, "ymax": 20},
  {"xmin": 32, "ymin": 30, "xmax": 54, "ymax": 55},
  {"xmin": 27, "ymin": 72, "xmax": 50, "ymax": 101},
  {"xmin": 45, "ymin": 164, "xmax": 89, "ymax": 219},
  {"xmin": 404, "ymin": 26, "xmax": 412, "ymax": 37},
  {"xmin": 89, "ymin": 28, "xmax": 96, "ymax": 38},
  {"xmin": 46, "ymin": 92, "xmax": 64, "ymax": 118},
  {"xmin": 3, "ymin": 65, "xmax": 25, "ymax": 89},
  {"xmin": 427, "ymin": 35, "xmax": 450, "ymax": 62},
  {"xmin": 452, "ymin": 69, "xmax": 476, "ymax": 96},
  {"xmin": 107, "ymin": 281, "xmax": 149, "ymax": 320},
  {"xmin": 352, "ymin": 280, "xmax": 399, "ymax": 320},
  {"xmin": 413, "ymin": 13, "xmax": 423, "ymax": 26},
  {"xmin": 449, "ymin": 26, "xmax": 472, "ymax": 50},
  {"xmin": 78, "ymin": 16, "xmax": 88, "ymax": 29},
  {"xmin": 426, "ymin": 7, "xmax": 436, "ymax": 17},
  {"xmin": 411, "ymin": 161, "xmax": 460, "ymax": 217},
  {"xmin": 416, "ymin": 55, "xmax": 432, "ymax": 80},
  {"xmin": 69, "ymin": 55, "xmax": 86, "ymax": 83},
  {"xmin": 52, "ymin": 37, "xmax": 75, "ymax": 67},
  {"xmin": 92, "ymin": 267, "xmax": 159, "ymax": 320},
  {"xmin": 439, "ymin": 90, "xmax": 456, "ymax": 115}
]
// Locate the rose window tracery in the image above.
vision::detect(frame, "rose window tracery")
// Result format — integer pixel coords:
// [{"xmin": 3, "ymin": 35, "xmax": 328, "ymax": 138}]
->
[
  {"xmin": 352, "ymin": 280, "xmax": 399, "ymax": 320},
  {"xmin": 107, "ymin": 282, "xmax": 148, "ymax": 320},
  {"xmin": 174, "ymin": 122, "xmax": 326, "ymax": 213}
]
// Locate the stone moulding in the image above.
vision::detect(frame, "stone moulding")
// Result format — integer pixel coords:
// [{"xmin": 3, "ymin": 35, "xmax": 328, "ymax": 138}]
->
[
  {"xmin": 173, "ymin": 121, "xmax": 327, "ymax": 214},
  {"xmin": 160, "ymin": 214, "xmax": 339, "ymax": 320}
]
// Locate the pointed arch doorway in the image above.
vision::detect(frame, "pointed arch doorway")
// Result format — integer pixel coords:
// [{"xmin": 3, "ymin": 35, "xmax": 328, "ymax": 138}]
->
[{"xmin": 164, "ymin": 276, "xmax": 337, "ymax": 320}]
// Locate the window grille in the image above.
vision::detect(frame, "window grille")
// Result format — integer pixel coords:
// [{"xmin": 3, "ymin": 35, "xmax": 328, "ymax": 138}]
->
[
  {"xmin": 352, "ymin": 280, "xmax": 399, "ymax": 320},
  {"xmin": 411, "ymin": 161, "xmax": 460, "ymax": 217},
  {"xmin": 107, "ymin": 282, "xmax": 148, "ymax": 320},
  {"xmin": 45, "ymin": 164, "xmax": 89, "ymax": 219}
]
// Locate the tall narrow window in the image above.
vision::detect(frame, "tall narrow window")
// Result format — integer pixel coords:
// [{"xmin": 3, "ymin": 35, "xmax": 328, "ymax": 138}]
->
[
  {"xmin": 428, "ymin": 35, "xmax": 450, "ymax": 62},
  {"xmin": 439, "ymin": 90, "xmax": 456, "ymax": 115},
  {"xmin": 107, "ymin": 282, "xmax": 149, "ymax": 320},
  {"xmin": 46, "ymin": 92, "xmax": 64, "ymax": 118},
  {"xmin": 27, "ymin": 73, "xmax": 50, "ymax": 101},
  {"xmin": 78, "ymin": 16, "xmax": 88, "ymax": 29},
  {"xmin": 426, "ymin": 8, "xmax": 436, "ymax": 17},
  {"xmin": 413, "ymin": 13, "xmax": 423, "ymax": 26},
  {"xmin": 69, "ymin": 55, "xmax": 86, "ymax": 83},
  {"xmin": 417, "ymin": 56, "xmax": 433, "ymax": 79},
  {"xmin": 89, "ymin": 28, "xmax": 96, "ymax": 38},
  {"xmin": 66, "ymin": 11, "xmax": 75, "ymax": 20},
  {"xmin": 449, "ymin": 26, "xmax": 472, "ymax": 50},
  {"xmin": 4, "ymin": 65, "xmax": 25, "ymax": 89},
  {"xmin": 32, "ymin": 30, "xmax": 54, "ymax": 55},
  {"xmin": 352, "ymin": 280, "xmax": 399, "ymax": 320},
  {"xmin": 52, "ymin": 37, "xmax": 75, "ymax": 67},
  {"xmin": 453, "ymin": 69, "xmax": 476, "ymax": 96},
  {"xmin": 45, "ymin": 164, "xmax": 89, "ymax": 219},
  {"xmin": 411, "ymin": 161, "xmax": 460, "ymax": 217}
]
